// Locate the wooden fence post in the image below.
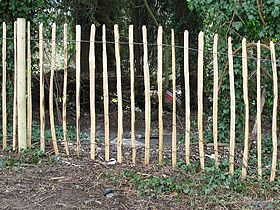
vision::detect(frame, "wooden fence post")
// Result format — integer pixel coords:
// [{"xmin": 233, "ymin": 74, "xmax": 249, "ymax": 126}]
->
[
  {"xmin": 63, "ymin": 23, "xmax": 69, "ymax": 156},
  {"xmin": 17, "ymin": 18, "xmax": 27, "ymax": 151},
  {"xmin": 270, "ymin": 41, "xmax": 278, "ymax": 182},
  {"xmin": 13, "ymin": 21, "xmax": 17, "ymax": 151},
  {"xmin": 256, "ymin": 40, "xmax": 262, "ymax": 179},
  {"xmin": 213, "ymin": 34, "xmax": 219, "ymax": 167},
  {"xmin": 39, "ymin": 23, "xmax": 45, "ymax": 152},
  {"xmin": 158, "ymin": 26, "xmax": 163, "ymax": 165},
  {"xmin": 2, "ymin": 22, "xmax": 7, "ymax": 150},
  {"xmin": 114, "ymin": 24, "xmax": 123, "ymax": 163},
  {"xmin": 143, "ymin": 25, "xmax": 151, "ymax": 165},
  {"xmin": 197, "ymin": 31, "xmax": 204, "ymax": 171},
  {"xmin": 129, "ymin": 25, "xmax": 136, "ymax": 164},
  {"xmin": 171, "ymin": 29, "xmax": 177, "ymax": 167},
  {"xmin": 89, "ymin": 24, "xmax": 96, "ymax": 159},
  {"xmin": 50, "ymin": 23, "xmax": 59, "ymax": 156},
  {"xmin": 76, "ymin": 25, "xmax": 81, "ymax": 157},
  {"xmin": 228, "ymin": 37, "xmax": 236, "ymax": 175},
  {"xmin": 27, "ymin": 21, "xmax": 32, "ymax": 148},
  {"xmin": 241, "ymin": 38, "xmax": 249, "ymax": 179},
  {"xmin": 103, "ymin": 25, "xmax": 110, "ymax": 162},
  {"xmin": 184, "ymin": 30, "xmax": 190, "ymax": 166}
]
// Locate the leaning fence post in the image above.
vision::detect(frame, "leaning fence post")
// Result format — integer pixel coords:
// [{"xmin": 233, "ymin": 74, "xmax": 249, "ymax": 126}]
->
[
  {"xmin": 270, "ymin": 41, "xmax": 278, "ymax": 182},
  {"xmin": 17, "ymin": 18, "xmax": 27, "ymax": 151},
  {"xmin": 50, "ymin": 23, "xmax": 59, "ymax": 156}
]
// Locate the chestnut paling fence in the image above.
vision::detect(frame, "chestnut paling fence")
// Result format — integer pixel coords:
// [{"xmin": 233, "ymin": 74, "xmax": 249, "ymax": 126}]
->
[{"xmin": 1, "ymin": 18, "xmax": 279, "ymax": 181}]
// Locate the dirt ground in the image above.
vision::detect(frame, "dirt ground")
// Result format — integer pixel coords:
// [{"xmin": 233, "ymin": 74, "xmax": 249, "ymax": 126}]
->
[{"xmin": 0, "ymin": 105, "xmax": 278, "ymax": 209}]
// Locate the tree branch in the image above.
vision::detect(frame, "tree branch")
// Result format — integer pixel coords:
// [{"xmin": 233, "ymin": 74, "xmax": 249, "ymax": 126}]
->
[
  {"xmin": 218, "ymin": 43, "xmax": 270, "ymax": 92},
  {"xmin": 256, "ymin": 0, "xmax": 266, "ymax": 26}
]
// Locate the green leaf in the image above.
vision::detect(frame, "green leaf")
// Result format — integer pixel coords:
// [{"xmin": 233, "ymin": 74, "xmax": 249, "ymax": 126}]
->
[
  {"xmin": 232, "ymin": 21, "xmax": 243, "ymax": 31},
  {"xmin": 248, "ymin": 15, "xmax": 254, "ymax": 20}
]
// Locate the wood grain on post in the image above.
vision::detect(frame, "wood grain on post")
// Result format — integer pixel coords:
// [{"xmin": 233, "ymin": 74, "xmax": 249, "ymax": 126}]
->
[
  {"xmin": 2, "ymin": 22, "xmax": 7, "ymax": 150},
  {"xmin": 76, "ymin": 25, "xmax": 81, "ymax": 157},
  {"xmin": 270, "ymin": 41, "xmax": 278, "ymax": 182},
  {"xmin": 228, "ymin": 37, "xmax": 236, "ymax": 175},
  {"xmin": 256, "ymin": 40, "xmax": 262, "ymax": 179},
  {"xmin": 197, "ymin": 31, "xmax": 205, "ymax": 171},
  {"xmin": 89, "ymin": 24, "xmax": 96, "ymax": 159},
  {"xmin": 184, "ymin": 30, "xmax": 190, "ymax": 165},
  {"xmin": 114, "ymin": 25, "xmax": 123, "ymax": 163},
  {"xmin": 27, "ymin": 21, "xmax": 32, "ymax": 148},
  {"xmin": 63, "ymin": 24, "xmax": 69, "ymax": 156},
  {"xmin": 157, "ymin": 26, "xmax": 163, "ymax": 165},
  {"xmin": 49, "ymin": 23, "xmax": 59, "ymax": 156},
  {"xmin": 39, "ymin": 23, "xmax": 45, "ymax": 152},
  {"xmin": 17, "ymin": 18, "xmax": 27, "ymax": 151},
  {"xmin": 171, "ymin": 29, "xmax": 177, "ymax": 167},
  {"xmin": 13, "ymin": 21, "xmax": 17, "ymax": 151},
  {"xmin": 129, "ymin": 25, "xmax": 136, "ymax": 164},
  {"xmin": 142, "ymin": 25, "xmax": 151, "ymax": 165},
  {"xmin": 213, "ymin": 34, "xmax": 219, "ymax": 167},
  {"xmin": 241, "ymin": 38, "xmax": 249, "ymax": 180},
  {"xmin": 102, "ymin": 25, "xmax": 110, "ymax": 162}
]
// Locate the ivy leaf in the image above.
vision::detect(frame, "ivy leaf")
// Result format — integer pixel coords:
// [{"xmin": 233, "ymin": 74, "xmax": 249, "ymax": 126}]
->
[
  {"xmin": 232, "ymin": 21, "xmax": 243, "ymax": 31},
  {"xmin": 248, "ymin": 15, "xmax": 254, "ymax": 21}
]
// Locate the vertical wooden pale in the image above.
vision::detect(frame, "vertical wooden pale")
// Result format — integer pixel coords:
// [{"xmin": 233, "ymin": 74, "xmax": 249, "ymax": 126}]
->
[
  {"xmin": 49, "ymin": 23, "xmax": 59, "ymax": 156},
  {"xmin": 89, "ymin": 24, "xmax": 96, "ymax": 159},
  {"xmin": 2, "ymin": 22, "xmax": 7, "ymax": 150},
  {"xmin": 256, "ymin": 40, "xmax": 262, "ymax": 179},
  {"xmin": 143, "ymin": 25, "xmax": 151, "ymax": 165},
  {"xmin": 228, "ymin": 37, "xmax": 236, "ymax": 175},
  {"xmin": 12, "ymin": 21, "xmax": 17, "ymax": 151},
  {"xmin": 39, "ymin": 23, "xmax": 45, "ymax": 152},
  {"xmin": 241, "ymin": 38, "xmax": 249, "ymax": 179},
  {"xmin": 171, "ymin": 29, "xmax": 177, "ymax": 167},
  {"xmin": 63, "ymin": 23, "xmax": 69, "ymax": 156},
  {"xmin": 270, "ymin": 41, "xmax": 278, "ymax": 182},
  {"xmin": 27, "ymin": 21, "xmax": 32, "ymax": 148},
  {"xmin": 103, "ymin": 25, "xmax": 110, "ymax": 162},
  {"xmin": 158, "ymin": 26, "xmax": 163, "ymax": 165},
  {"xmin": 114, "ymin": 25, "xmax": 123, "ymax": 163},
  {"xmin": 17, "ymin": 18, "xmax": 27, "ymax": 151},
  {"xmin": 76, "ymin": 25, "xmax": 81, "ymax": 157},
  {"xmin": 129, "ymin": 25, "xmax": 136, "ymax": 164},
  {"xmin": 184, "ymin": 30, "xmax": 190, "ymax": 165},
  {"xmin": 213, "ymin": 34, "xmax": 219, "ymax": 167},
  {"xmin": 197, "ymin": 31, "xmax": 204, "ymax": 171}
]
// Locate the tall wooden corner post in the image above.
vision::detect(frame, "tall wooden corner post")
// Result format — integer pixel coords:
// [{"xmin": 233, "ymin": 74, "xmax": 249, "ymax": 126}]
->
[{"xmin": 17, "ymin": 18, "xmax": 27, "ymax": 151}]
